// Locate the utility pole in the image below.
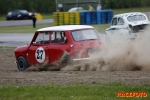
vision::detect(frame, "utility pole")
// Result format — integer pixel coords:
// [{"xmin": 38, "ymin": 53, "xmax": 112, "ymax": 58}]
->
[
  {"xmin": 56, "ymin": 0, "xmax": 58, "ymax": 11},
  {"xmin": 76, "ymin": 0, "xmax": 78, "ymax": 9},
  {"xmin": 99, "ymin": 0, "xmax": 101, "ymax": 4}
]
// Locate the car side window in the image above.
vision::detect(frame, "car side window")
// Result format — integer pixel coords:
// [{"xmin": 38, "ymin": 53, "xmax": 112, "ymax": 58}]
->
[
  {"xmin": 34, "ymin": 32, "xmax": 50, "ymax": 44},
  {"xmin": 111, "ymin": 18, "xmax": 117, "ymax": 26},
  {"xmin": 51, "ymin": 31, "xmax": 67, "ymax": 44},
  {"xmin": 12, "ymin": 11, "xmax": 17, "ymax": 16},
  {"xmin": 16, "ymin": 11, "xmax": 21, "ymax": 15},
  {"xmin": 118, "ymin": 17, "xmax": 124, "ymax": 25}
]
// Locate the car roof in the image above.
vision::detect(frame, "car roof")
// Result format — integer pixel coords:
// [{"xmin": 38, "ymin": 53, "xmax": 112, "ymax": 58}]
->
[
  {"xmin": 114, "ymin": 12, "xmax": 146, "ymax": 18},
  {"xmin": 37, "ymin": 25, "xmax": 94, "ymax": 31}
]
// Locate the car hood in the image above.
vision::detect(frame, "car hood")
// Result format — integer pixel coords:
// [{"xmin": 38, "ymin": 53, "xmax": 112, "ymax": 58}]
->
[
  {"xmin": 15, "ymin": 45, "xmax": 29, "ymax": 52},
  {"xmin": 129, "ymin": 21, "xmax": 150, "ymax": 26}
]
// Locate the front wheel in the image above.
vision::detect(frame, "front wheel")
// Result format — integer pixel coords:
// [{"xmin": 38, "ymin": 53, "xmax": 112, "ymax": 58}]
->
[{"xmin": 17, "ymin": 56, "xmax": 29, "ymax": 71}]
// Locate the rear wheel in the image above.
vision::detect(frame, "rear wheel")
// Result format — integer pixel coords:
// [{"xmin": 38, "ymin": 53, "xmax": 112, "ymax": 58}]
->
[
  {"xmin": 17, "ymin": 56, "xmax": 29, "ymax": 71},
  {"xmin": 59, "ymin": 55, "xmax": 71, "ymax": 70}
]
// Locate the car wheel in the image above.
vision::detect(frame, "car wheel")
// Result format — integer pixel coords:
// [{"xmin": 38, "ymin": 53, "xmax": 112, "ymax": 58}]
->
[
  {"xmin": 6, "ymin": 18, "xmax": 10, "ymax": 21},
  {"xmin": 17, "ymin": 56, "xmax": 29, "ymax": 71},
  {"xmin": 24, "ymin": 17, "xmax": 28, "ymax": 20},
  {"xmin": 59, "ymin": 55, "xmax": 71, "ymax": 70}
]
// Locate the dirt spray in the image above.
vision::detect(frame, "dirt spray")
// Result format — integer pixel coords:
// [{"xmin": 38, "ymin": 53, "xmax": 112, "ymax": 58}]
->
[{"xmin": 62, "ymin": 27, "xmax": 150, "ymax": 71}]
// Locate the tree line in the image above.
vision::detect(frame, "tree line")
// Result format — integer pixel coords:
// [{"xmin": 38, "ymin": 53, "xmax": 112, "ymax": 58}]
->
[
  {"xmin": 0, "ymin": 0, "xmax": 56, "ymax": 14},
  {"xmin": 0, "ymin": 0, "xmax": 149, "ymax": 15},
  {"xmin": 101, "ymin": 0, "xmax": 150, "ymax": 9}
]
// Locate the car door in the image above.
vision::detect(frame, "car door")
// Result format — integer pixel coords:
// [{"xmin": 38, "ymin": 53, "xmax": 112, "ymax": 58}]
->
[
  {"xmin": 11, "ymin": 11, "xmax": 17, "ymax": 19},
  {"xmin": 26, "ymin": 32, "xmax": 50, "ymax": 65},
  {"xmin": 109, "ymin": 17, "xmax": 127, "ymax": 33},
  {"xmin": 106, "ymin": 17, "xmax": 118, "ymax": 35},
  {"xmin": 49, "ymin": 31, "xmax": 70, "ymax": 63},
  {"xmin": 109, "ymin": 17, "xmax": 118, "ymax": 34},
  {"xmin": 16, "ymin": 10, "xmax": 22, "ymax": 19}
]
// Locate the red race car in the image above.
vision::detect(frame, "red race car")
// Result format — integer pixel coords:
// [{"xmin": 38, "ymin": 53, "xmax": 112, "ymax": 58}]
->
[{"xmin": 14, "ymin": 25, "xmax": 102, "ymax": 71}]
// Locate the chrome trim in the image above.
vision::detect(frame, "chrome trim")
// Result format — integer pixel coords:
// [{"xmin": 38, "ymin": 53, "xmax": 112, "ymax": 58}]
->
[{"xmin": 73, "ymin": 58, "xmax": 89, "ymax": 61}]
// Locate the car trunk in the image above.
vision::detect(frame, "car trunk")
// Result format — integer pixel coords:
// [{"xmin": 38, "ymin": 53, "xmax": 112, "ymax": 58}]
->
[{"xmin": 79, "ymin": 40, "xmax": 100, "ymax": 57}]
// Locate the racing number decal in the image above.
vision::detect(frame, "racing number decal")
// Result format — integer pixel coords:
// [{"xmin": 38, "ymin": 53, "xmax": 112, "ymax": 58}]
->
[
  {"xmin": 37, "ymin": 49, "xmax": 43, "ymax": 59},
  {"xmin": 35, "ymin": 47, "xmax": 45, "ymax": 63}
]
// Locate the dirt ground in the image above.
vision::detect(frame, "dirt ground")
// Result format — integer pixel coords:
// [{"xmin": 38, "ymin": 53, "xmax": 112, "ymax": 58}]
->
[{"xmin": 0, "ymin": 47, "xmax": 150, "ymax": 86}]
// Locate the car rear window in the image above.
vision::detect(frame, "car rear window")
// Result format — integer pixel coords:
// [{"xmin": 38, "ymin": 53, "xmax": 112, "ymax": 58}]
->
[
  {"xmin": 127, "ymin": 15, "xmax": 146, "ymax": 22},
  {"xmin": 71, "ymin": 29, "xmax": 99, "ymax": 41}
]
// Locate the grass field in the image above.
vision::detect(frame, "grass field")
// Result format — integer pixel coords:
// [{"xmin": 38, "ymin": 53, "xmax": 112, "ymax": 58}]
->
[
  {"xmin": 0, "ymin": 24, "xmax": 53, "ymax": 33},
  {"xmin": 113, "ymin": 7, "xmax": 150, "ymax": 14},
  {"xmin": 0, "ymin": 24, "xmax": 109, "ymax": 34},
  {"xmin": 0, "ymin": 84, "xmax": 149, "ymax": 100}
]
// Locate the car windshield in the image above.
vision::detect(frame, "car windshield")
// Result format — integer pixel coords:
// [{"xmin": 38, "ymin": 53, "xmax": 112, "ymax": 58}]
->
[
  {"xmin": 20, "ymin": 10, "xmax": 28, "ymax": 13},
  {"xmin": 71, "ymin": 29, "xmax": 99, "ymax": 41},
  {"xmin": 127, "ymin": 15, "xmax": 146, "ymax": 22}
]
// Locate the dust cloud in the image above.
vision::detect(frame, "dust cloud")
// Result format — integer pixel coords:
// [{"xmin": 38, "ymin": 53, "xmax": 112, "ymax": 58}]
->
[{"xmin": 62, "ymin": 27, "xmax": 150, "ymax": 71}]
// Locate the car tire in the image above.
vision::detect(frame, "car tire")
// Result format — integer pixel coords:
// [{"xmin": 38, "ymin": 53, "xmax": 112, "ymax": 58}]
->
[
  {"xmin": 24, "ymin": 17, "xmax": 28, "ymax": 20},
  {"xmin": 59, "ymin": 55, "xmax": 71, "ymax": 70},
  {"xmin": 6, "ymin": 18, "xmax": 10, "ymax": 21},
  {"xmin": 17, "ymin": 56, "xmax": 29, "ymax": 71}
]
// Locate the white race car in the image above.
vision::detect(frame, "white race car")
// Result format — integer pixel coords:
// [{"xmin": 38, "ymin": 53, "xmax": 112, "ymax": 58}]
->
[
  {"xmin": 106, "ymin": 12, "xmax": 150, "ymax": 39},
  {"xmin": 68, "ymin": 7, "xmax": 86, "ymax": 12}
]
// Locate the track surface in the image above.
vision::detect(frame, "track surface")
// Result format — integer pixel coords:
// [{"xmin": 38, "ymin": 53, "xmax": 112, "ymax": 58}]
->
[
  {"xmin": 0, "ymin": 33, "xmax": 33, "ymax": 47},
  {"xmin": 0, "ymin": 47, "xmax": 150, "ymax": 86},
  {"xmin": 0, "ymin": 19, "xmax": 53, "ymax": 27},
  {"xmin": 1, "ymin": 15, "xmax": 150, "ymax": 86}
]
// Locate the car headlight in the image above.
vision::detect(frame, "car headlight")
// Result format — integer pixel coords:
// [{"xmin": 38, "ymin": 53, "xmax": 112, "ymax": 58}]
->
[{"xmin": 28, "ymin": 13, "xmax": 32, "ymax": 16}]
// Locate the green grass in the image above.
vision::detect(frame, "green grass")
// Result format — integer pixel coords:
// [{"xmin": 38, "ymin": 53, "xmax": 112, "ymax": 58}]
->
[
  {"xmin": 0, "ymin": 15, "xmax": 7, "ymax": 21},
  {"xmin": 0, "ymin": 84, "xmax": 149, "ymax": 100},
  {"xmin": 0, "ymin": 24, "xmax": 108, "ymax": 33},
  {"xmin": 93, "ymin": 24, "xmax": 109, "ymax": 33},
  {"xmin": 0, "ymin": 24, "xmax": 54, "ymax": 33},
  {"xmin": 41, "ymin": 13, "xmax": 53, "ymax": 19},
  {"xmin": 113, "ymin": 7, "xmax": 150, "ymax": 14}
]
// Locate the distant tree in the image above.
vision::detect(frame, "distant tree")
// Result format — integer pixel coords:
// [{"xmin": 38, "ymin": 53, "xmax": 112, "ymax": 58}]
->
[
  {"xmin": 0, "ymin": 0, "xmax": 55, "ymax": 14},
  {"xmin": 141, "ymin": 0, "xmax": 150, "ymax": 7}
]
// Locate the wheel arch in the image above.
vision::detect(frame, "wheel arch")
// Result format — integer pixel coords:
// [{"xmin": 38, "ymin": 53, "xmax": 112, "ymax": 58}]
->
[
  {"xmin": 59, "ymin": 52, "xmax": 72, "ymax": 62},
  {"xmin": 16, "ymin": 55, "xmax": 30, "ymax": 66}
]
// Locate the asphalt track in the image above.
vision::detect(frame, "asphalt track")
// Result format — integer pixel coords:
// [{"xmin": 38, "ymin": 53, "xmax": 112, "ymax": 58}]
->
[
  {"xmin": 0, "ymin": 33, "xmax": 34, "ymax": 47},
  {"xmin": 0, "ymin": 19, "xmax": 53, "ymax": 27},
  {"xmin": 0, "ymin": 19, "xmax": 51, "ymax": 47},
  {"xmin": 0, "ymin": 33, "xmax": 105, "ymax": 47},
  {"xmin": 0, "ymin": 19, "xmax": 105, "ymax": 47}
]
